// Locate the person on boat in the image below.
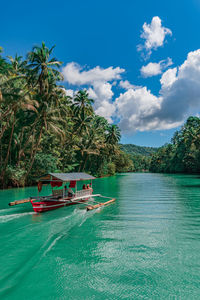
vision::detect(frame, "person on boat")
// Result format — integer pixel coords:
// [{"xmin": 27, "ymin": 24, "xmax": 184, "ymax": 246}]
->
[
  {"xmin": 64, "ymin": 185, "xmax": 68, "ymax": 196},
  {"xmin": 68, "ymin": 187, "xmax": 74, "ymax": 198},
  {"xmin": 87, "ymin": 184, "xmax": 90, "ymax": 189},
  {"xmin": 83, "ymin": 184, "xmax": 86, "ymax": 189}
]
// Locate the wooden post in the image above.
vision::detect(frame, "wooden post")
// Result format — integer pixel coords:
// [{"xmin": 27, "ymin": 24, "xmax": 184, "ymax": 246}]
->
[
  {"xmin": 8, "ymin": 198, "xmax": 32, "ymax": 206},
  {"xmin": 86, "ymin": 198, "xmax": 116, "ymax": 211}
]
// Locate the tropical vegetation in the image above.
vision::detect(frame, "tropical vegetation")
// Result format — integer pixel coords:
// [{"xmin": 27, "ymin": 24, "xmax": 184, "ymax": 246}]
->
[
  {"xmin": 120, "ymin": 144, "xmax": 157, "ymax": 156},
  {"xmin": 0, "ymin": 43, "xmax": 134, "ymax": 188},
  {"xmin": 120, "ymin": 144, "xmax": 157, "ymax": 171},
  {"xmin": 150, "ymin": 116, "xmax": 200, "ymax": 173}
]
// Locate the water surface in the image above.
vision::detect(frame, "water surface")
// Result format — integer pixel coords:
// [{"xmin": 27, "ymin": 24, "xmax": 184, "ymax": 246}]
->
[{"xmin": 1, "ymin": 173, "xmax": 200, "ymax": 299}]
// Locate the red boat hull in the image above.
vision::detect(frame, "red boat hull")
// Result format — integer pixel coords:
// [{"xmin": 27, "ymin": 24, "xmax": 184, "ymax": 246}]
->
[{"xmin": 31, "ymin": 199, "xmax": 89, "ymax": 213}]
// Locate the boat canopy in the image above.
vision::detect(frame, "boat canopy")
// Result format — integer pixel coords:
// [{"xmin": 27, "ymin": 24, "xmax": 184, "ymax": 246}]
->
[{"xmin": 38, "ymin": 172, "xmax": 96, "ymax": 182}]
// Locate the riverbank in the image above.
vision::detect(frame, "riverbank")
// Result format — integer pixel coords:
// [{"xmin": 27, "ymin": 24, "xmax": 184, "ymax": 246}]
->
[{"xmin": 0, "ymin": 43, "xmax": 134, "ymax": 189}]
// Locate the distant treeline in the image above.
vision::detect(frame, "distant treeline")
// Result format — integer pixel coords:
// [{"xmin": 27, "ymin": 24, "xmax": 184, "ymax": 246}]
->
[
  {"xmin": 149, "ymin": 116, "xmax": 200, "ymax": 173},
  {"xmin": 120, "ymin": 144, "xmax": 157, "ymax": 156},
  {"xmin": 120, "ymin": 144, "xmax": 156, "ymax": 172},
  {"xmin": 121, "ymin": 117, "xmax": 200, "ymax": 174},
  {"xmin": 0, "ymin": 43, "xmax": 134, "ymax": 188}
]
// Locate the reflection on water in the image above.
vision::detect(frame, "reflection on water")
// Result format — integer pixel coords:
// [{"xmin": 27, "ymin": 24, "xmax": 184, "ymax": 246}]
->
[{"xmin": 1, "ymin": 173, "xmax": 200, "ymax": 299}]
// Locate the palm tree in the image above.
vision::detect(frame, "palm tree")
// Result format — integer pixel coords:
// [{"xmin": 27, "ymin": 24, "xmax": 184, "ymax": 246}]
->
[
  {"xmin": 27, "ymin": 42, "xmax": 63, "ymax": 95},
  {"xmin": 7, "ymin": 55, "xmax": 27, "ymax": 75},
  {"xmin": 73, "ymin": 90, "xmax": 94, "ymax": 119},
  {"xmin": 22, "ymin": 43, "xmax": 65, "ymax": 180},
  {"xmin": 80, "ymin": 116, "xmax": 108, "ymax": 171},
  {"xmin": 0, "ymin": 79, "xmax": 38, "ymax": 187},
  {"xmin": 106, "ymin": 124, "xmax": 121, "ymax": 146},
  {"xmin": 24, "ymin": 91, "xmax": 67, "ymax": 180},
  {"xmin": 0, "ymin": 55, "xmax": 29, "ymax": 141}
]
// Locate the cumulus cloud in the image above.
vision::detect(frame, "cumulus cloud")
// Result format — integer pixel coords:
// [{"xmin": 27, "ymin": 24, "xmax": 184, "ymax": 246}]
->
[
  {"xmin": 62, "ymin": 62, "xmax": 124, "ymax": 121},
  {"xmin": 137, "ymin": 16, "xmax": 172, "ymax": 58},
  {"xmin": 160, "ymin": 67, "xmax": 177, "ymax": 89},
  {"xmin": 116, "ymin": 87, "xmax": 163, "ymax": 131},
  {"xmin": 116, "ymin": 49, "xmax": 200, "ymax": 132},
  {"xmin": 62, "ymin": 50, "xmax": 200, "ymax": 132},
  {"xmin": 63, "ymin": 88, "xmax": 75, "ymax": 97},
  {"xmin": 140, "ymin": 58, "xmax": 173, "ymax": 77},
  {"xmin": 62, "ymin": 62, "xmax": 124, "ymax": 85},
  {"xmin": 88, "ymin": 82, "xmax": 115, "ymax": 122},
  {"xmin": 95, "ymin": 100, "xmax": 116, "ymax": 123},
  {"xmin": 119, "ymin": 80, "xmax": 141, "ymax": 90},
  {"xmin": 141, "ymin": 62, "xmax": 162, "ymax": 77},
  {"xmin": 158, "ymin": 49, "xmax": 200, "ymax": 121}
]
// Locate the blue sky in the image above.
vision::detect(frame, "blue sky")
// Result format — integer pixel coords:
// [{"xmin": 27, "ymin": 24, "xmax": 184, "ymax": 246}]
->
[{"xmin": 1, "ymin": 0, "xmax": 200, "ymax": 146}]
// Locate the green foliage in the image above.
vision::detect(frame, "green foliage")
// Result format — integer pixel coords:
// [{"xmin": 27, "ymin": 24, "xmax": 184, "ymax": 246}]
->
[
  {"xmin": 120, "ymin": 144, "xmax": 157, "ymax": 156},
  {"xmin": 150, "ymin": 117, "xmax": 200, "ymax": 173},
  {"xmin": 32, "ymin": 153, "xmax": 58, "ymax": 176},
  {"xmin": 113, "ymin": 151, "xmax": 134, "ymax": 172},
  {"xmin": 130, "ymin": 154, "xmax": 151, "ymax": 172},
  {"xmin": 5, "ymin": 166, "xmax": 26, "ymax": 187},
  {"xmin": 0, "ymin": 43, "xmax": 131, "ymax": 188},
  {"xmin": 121, "ymin": 144, "xmax": 153, "ymax": 171},
  {"xmin": 107, "ymin": 162, "xmax": 116, "ymax": 176}
]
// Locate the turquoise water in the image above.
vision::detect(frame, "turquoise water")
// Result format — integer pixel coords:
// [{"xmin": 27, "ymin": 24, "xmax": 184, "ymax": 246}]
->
[{"xmin": 1, "ymin": 173, "xmax": 200, "ymax": 299}]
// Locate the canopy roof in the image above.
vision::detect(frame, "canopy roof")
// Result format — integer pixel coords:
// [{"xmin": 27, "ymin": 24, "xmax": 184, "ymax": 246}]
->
[{"xmin": 39, "ymin": 172, "xmax": 95, "ymax": 182}]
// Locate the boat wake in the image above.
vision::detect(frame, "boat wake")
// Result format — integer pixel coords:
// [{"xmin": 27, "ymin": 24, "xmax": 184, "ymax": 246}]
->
[
  {"xmin": 40, "ymin": 208, "xmax": 89, "ymax": 256},
  {"xmin": 0, "ymin": 212, "xmax": 35, "ymax": 223},
  {"xmin": 0, "ymin": 206, "xmax": 98, "ymax": 298},
  {"xmin": 78, "ymin": 206, "xmax": 99, "ymax": 227},
  {"xmin": 39, "ymin": 207, "xmax": 101, "ymax": 258},
  {"xmin": 0, "ymin": 208, "xmax": 13, "ymax": 215}
]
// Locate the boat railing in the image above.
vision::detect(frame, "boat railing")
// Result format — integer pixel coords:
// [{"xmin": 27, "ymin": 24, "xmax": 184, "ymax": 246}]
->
[
  {"xmin": 75, "ymin": 189, "xmax": 92, "ymax": 198},
  {"xmin": 30, "ymin": 188, "xmax": 92, "ymax": 201},
  {"xmin": 52, "ymin": 189, "xmax": 63, "ymax": 197}
]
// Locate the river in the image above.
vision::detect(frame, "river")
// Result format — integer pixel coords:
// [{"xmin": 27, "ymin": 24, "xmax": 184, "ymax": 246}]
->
[{"xmin": 1, "ymin": 173, "xmax": 200, "ymax": 299}]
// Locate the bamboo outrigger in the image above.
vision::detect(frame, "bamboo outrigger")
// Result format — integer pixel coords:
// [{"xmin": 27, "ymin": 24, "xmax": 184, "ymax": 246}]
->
[{"xmin": 8, "ymin": 172, "xmax": 116, "ymax": 213}]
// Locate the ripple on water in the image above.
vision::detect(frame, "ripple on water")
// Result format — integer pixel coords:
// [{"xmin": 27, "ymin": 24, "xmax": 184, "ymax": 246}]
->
[{"xmin": 1, "ymin": 173, "xmax": 200, "ymax": 299}]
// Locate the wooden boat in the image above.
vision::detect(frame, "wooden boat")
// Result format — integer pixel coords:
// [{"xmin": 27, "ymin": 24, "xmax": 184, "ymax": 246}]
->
[{"xmin": 8, "ymin": 172, "xmax": 116, "ymax": 213}]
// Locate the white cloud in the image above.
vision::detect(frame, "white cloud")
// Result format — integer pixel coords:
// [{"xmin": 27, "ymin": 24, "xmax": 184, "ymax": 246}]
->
[
  {"xmin": 140, "ymin": 58, "xmax": 173, "ymax": 77},
  {"xmin": 160, "ymin": 67, "xmax": 177, "ymax": 89},
  {"xmin": 141, "ymin": 62, "xmax": 162, "ymax": 77},
  {"xmin": 92, "ymin": 81, "xmax": 114, "ymax": 101},
  {"xmin": 116, "ymin": 87, "xmax": 166, "ymax": 131},
  {"xmin": 63, "ymin": 88, "xmax": 75, "ymax": 97},
  {"xmin": 62, "ymin": 62, "xmax": 125, "ymax": 85},
  {"xmin": 119, "ymin": 80, "xmax": 141, "ymax": 90},
  {"xmin": 62, "ymin": 63, "xmax": 124, "ymax": 122},
  {"xmin": 88, "ymin": 82, "xmax": 115, "ymax": 122},
  {"xmin": 95, "ymin": 100, "xmax": 116, "ymax": 123},
  {"xmin": 116, "ymin": 49, "xmax": 200, "ymax": 132},
  {"xmin": 138, "ymin": 16, "xmax": 172, "ymax": 58},
  {"xmin": 159, "ymin": 49, "xmax": 200, "ymax": 121},
  {"xmin": 62, "ymin": 50, "xmax": 200, "ymax": 132}
]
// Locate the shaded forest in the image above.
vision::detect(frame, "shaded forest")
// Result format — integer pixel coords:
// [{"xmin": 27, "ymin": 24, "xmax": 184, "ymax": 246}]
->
[
  {"xmin": 120, "ymin": 144, "xmax": 157, "ymax": 172},
  {"xmin": 0, "ymin": 43, "xmax": 134, "ymax": 188},
  {"xmin": 150, "ymin": 117, "xmax": 200, "ymax": 173}
]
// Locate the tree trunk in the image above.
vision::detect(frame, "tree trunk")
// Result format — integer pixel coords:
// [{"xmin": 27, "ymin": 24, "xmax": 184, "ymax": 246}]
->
[
  {"xmin": 17, "ymin": 127, "xmax": 24, "ymax": 163},
  {"xmin": 1, "ymin": 113, "xmax": 16, "ymax": 188},
  {"xmin": 30, "ymin": 131, "xmax": 36, "ymax": 158},
  {"xmin": 81, "ymin": 136, "xmax": 94, "ymax": 172},
  {"xmin": 17, "ymin": 117, "xmax": 39, "ymax": 164},
  {"xmin": 0, "ymin": 111, "xmax": 13, "ymax": 140},
  {"xmin": 82, "ymin": 153, "xmax": 89, "ymax": 171},
  {"xmin": 25, "ymin": 125, "xmax": 43, "ymax": 182},
  {"xmin": 87, "ymin": 158, "xmax": 93, "ymax": 172},
  {"xmin": 78, "ymin": 161, "xmax": 83, "ymax": 172}
]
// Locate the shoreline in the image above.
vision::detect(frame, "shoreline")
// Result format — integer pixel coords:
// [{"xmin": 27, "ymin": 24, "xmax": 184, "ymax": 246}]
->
[{"xmin": 2, "ymin": 170, "xmax": 200, "ymax": 190}]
